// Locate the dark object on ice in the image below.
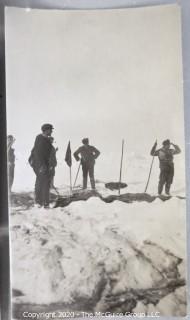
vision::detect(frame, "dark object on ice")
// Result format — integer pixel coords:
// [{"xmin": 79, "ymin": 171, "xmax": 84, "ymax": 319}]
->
[
  {"xmin": 56, "ymin": 190, "xmax": 100, "ymax": 208},
  {"xmin": 105, "ymin": 182, "xmax": 127, "ymax": 191},
  {"xmin": 9, "ymin": 191, "xmax": 185, "ymax": 210},
  {"xmin": 150, "ymin": 140, "xmax": 181, "ymax": 195},
  {"xmin": 55, "ymin": 190, "xmax": 185, "ymax": 208},
  {"xmin": 73, "ymin": 138, "xmax": 100, "ymax": 190}
]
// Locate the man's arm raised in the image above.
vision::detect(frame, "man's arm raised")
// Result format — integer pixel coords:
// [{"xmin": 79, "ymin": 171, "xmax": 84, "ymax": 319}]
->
[
  {"xmin": 150, "ymin": 140, "xmax": 159, "ymax": 156},
  {"xmin": 171, "ymin": 143, "xmax": 181, "ymax": 155}
]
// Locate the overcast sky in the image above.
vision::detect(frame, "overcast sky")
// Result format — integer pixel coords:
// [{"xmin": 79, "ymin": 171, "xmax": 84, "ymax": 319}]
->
[{"xmin": 5, "ymin": 5, "xmax": 185, "ymax": 189}]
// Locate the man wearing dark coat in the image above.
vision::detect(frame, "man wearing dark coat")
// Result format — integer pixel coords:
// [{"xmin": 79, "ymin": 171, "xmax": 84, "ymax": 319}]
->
[
  {"xmin": 150, "ymin": 139, "xmax": 181, "ymax": 195},
  {"xmin": 7, "ymin": 135, "xmax": 15, "ymax": 192},
  {"xmin": 74, "ymin": 138, "xmax": 100, "ymax": 190},
  {"xmin": 31, "ymin": 124, "xmax": 54, "ymax": 208}
]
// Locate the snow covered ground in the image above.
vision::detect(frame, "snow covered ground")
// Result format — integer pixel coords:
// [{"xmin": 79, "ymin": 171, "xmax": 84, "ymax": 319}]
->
[{"xmin": 10, "ymin": 183, "xmax": 187, "ymax": 317}]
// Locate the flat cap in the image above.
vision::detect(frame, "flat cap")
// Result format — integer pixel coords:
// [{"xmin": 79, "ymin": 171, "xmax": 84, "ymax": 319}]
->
[
  {"xmin": 41, "ymin": 123, "xmax": 54, "ymax": 132},
  {"xmin": 163, "ymin": 139, "xmax": 170, "ymax": 146}
]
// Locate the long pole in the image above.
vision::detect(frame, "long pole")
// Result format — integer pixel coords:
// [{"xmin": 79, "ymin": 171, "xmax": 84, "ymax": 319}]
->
[
  {"xmin": 144, "ymin": 155, "xmax": 155, "ymax": 193},
  {"xmin": 118, "ymin": 139, "xmax": 124, "ymax": 195},
  {"xmin": 73, "ymin": 161, "xmax": 81, "ymax": 189},
  {"xmin": 69, "ymin": 166, "xmax": 72, "ymax": 194}
]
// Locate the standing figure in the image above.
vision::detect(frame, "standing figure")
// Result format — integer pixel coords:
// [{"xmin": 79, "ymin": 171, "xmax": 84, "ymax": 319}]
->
[
  {"xmin": 31, "ymin": 124, "xmax": 54, "ymax": 208},
  {"xmin": 150, "ymin": 139, "xmax": 181, "ymax": 195},
  {"xmin": 7, "ymin": 135, "xmax": 15, "ymax": 192},
  {"xmin": 74, "ymin": 138, "xmax": 100, "ymax": 190},
  {"xmin": 49, "ymin": 137, "xmax": 58, "ymax": 189}
]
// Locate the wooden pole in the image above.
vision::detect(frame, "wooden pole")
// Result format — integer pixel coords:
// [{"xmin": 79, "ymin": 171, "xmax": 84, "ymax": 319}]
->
[
  {"xmin": 144, "ymin": 156, "xmax": 155, "ymax": 193},
  {"xmin": 118, "ymin": 140, "xmax": 124, "ymax": 195},
  {"xmin": 73, "ymin": 161, "xmax": 81, "ymax": 189},
  {"xmin": 69, "ymin": 166, "xmax": 72, "ymax": 195}
]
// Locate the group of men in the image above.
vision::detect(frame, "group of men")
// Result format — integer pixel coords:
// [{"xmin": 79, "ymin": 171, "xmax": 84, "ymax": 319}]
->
[
  {"xmin": 7, "ymin": 123, "xmax": 181, "ymax": 208},
  {"xmin": 29, "ymin": 124, "xmax": 100, "ymax": 208}
]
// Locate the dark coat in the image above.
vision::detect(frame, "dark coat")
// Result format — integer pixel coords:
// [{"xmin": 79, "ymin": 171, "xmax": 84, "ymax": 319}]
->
[
  {"xmin": 30, "ymin": 134, "xmax": 52, "ymax": 173},
  {"xmin": 74, "ymin": 145, "xmax": 100, "ymax": 165},
  {"xmin": 150, "ymin": 144, "xmax": 181, "ymax": 169}
]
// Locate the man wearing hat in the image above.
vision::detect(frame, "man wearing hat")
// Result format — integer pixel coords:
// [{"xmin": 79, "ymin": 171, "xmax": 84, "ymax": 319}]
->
[
  {"xmin": 31, "ymin": 124, "xmax": 54, "ymax": 207},
  {"xmin": 150, "ymin": 139, "xmax": 181, "ymax": 195},
  {"xmin": 74, "ymin": 138, "xmax": 100, "ymax": 190}
]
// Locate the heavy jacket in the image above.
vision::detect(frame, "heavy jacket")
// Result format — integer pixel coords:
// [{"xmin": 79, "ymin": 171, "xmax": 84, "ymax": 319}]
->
[
  {"xmin": 150, "ymin": 144, "xmax": 181, "ymax": 169},
  {"xmin": 74, "ymin": 145, "xmax": 100, "ymax": 164},
  {"xmin": 30, "ymin": 134, "xmax": 52, "ymax": 172}
]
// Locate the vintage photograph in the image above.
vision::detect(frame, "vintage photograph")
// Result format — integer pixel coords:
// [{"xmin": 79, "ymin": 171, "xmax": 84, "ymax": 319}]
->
[{"xmin": 5, "ymin": 4, "xmax": 187, "ymax": 318}]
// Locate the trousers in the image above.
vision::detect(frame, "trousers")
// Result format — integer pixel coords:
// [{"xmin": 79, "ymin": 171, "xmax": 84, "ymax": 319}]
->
[
  {"xmin": 158, "ymin": 163, "xmax": 174, "ymax": 194},
  {"xmin": 82, "ymin": 162, "xmax": 95, "ymax": 189},
  {"xmin": 35, "ymin": 170, "xmax": 51, "ymax": 206}
]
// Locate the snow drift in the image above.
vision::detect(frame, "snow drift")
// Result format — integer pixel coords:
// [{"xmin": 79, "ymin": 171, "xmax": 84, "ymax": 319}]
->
[{"xmin": 10, "ymin": 193, "xmax": 187, "ymax": 317}]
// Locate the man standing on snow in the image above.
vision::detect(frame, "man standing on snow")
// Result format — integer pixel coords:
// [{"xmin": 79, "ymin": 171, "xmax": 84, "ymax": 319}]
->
[
  {"xmin": 7, "ymin": 135, "xmax": 16, "ymax": 192},
  {"xmin": 74, "ymin": 138, "xmax": 100, "ymax": 190},
  {"xmin": 31, "ymin": 124, "xmax": 54, "ymax": 208},
  {"xmin": 150, "ymin": 139, "xmax": 181, "ymax": 195}
]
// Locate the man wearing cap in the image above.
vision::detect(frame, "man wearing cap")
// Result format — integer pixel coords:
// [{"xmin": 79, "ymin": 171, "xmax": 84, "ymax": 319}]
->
[
  {"xmin": 150, "ymin": 139, "xmax": 181, "ymax": 195},
  {"xmin": 74, "ymin": 138, "xmax": 100, "ymax": 190},
  {"xmin": 7, "ymin": 135, "xmax": 16, "ymax": 192},
  {"xmin": 31, "ymin": 124, "xmax": 54, "ymax": 207}
]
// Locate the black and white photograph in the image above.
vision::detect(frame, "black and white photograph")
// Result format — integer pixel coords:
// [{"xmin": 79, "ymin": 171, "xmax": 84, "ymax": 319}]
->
[{"xmin": 5, "ymin": 4, "xmax": 187, "ymax": 318}]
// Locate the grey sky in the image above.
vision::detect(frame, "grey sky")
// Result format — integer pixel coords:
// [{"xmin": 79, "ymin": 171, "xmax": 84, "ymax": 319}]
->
[{"xmin": 5, "ymin": 5, "xmax": 185, "ymax": 189}]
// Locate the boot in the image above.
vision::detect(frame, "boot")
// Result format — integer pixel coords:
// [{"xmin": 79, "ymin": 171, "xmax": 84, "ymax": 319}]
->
[
  {"xmin": 165, "ymin": 184, "xmax": 171, "ymax": 196},
  {"xmin": 158, "ymin": 182, "xmax": 164, "ymax": 195},
  {"xmin": 90, "ymin": 178, "xmax": 95, "ymax": 190},
  {"xmin": 82, "ymin": 175, "xmax": 87, "ymax": 189}
]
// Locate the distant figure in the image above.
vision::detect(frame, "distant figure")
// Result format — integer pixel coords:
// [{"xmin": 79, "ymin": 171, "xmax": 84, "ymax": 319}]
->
[
  {"xmin": 74, "ymin": 138, "xmax": 100, "ymax": 190},
  {"xmin": 49, "ymin": 137, "xmax": 58, "ymax": 189},
  {"xmin": 150, "ymin": 139, "xmax": 181, "ymax": 195},
  {"xmin": 30, "ymin": 124, "xmax": 54, "ymax": 208},
  {"xmin": 7, "ymin": 135, "xmax": 15, "ymax": 192}
]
